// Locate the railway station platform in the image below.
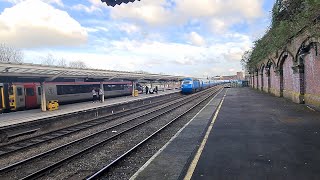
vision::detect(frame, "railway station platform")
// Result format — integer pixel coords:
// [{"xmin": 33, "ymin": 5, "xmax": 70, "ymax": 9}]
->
[
  {"xmin": 133, "ymin": 87, "xmax": 320, "ymax": 180},
  {"xmin": 0, "ymin": 89, "xmax": 179, "ymax": 128}
]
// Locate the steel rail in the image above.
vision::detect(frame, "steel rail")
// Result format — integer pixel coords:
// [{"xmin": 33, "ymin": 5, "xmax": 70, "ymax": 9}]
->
[
  {"xmin": 86, "ymin": 87, "xmax": 222, "ymax": 179},
  {"xmin": 0, "ymin": 86, "xmax": 219, "ymax": 179},
  {"xmin": 0, "ymin": 94, "xmax": 181, "ymax": 157},
  {"xmin": 18, "ymin": 87, "xmax": 220, "ymax": 180}
]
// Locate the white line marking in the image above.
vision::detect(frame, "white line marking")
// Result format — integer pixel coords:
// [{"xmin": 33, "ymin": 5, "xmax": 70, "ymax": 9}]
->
[
  {"xmin": 130, "ymin": 88, "xmax": 224, "ymax": 180},
  {"xmin": 183, "ymin": 89, "xmax": 228, "ymax": 180}
]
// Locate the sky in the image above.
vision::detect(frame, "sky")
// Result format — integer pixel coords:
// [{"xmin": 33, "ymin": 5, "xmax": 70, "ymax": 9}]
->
[{"xmin": 0, "ymin": 0, "xmax": 275, "ymax": 78}]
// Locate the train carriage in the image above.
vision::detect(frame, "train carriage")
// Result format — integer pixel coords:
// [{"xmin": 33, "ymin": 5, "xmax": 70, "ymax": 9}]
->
[
  {"xmin": 181, "ymin": 77, "xmax": 219, "ymax": 94},
  {"xmin": 0, "ymin": 81, "xmax": 132, "ymax": 112},
  {"xmin": 181, "ymin": 78, "xmax": 201, "ymax": 94}
]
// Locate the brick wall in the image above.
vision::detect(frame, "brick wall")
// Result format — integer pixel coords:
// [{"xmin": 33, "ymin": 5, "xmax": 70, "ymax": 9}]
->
[
  {"xmin": 258, "ymin": 73, "xmax": 262, "ymax": 90},
  {"xmin": 250, "ymin": 33, "xmax": 320, "ymax": 108},
  {"xmin": 263, "ymin": 69, "xmax": 268, "ymax": 92},
  {"xmin": 270, "ymin": 65, "xmax": 280, "ymax": 96},
  {"xmin": 282, "ymin": 56, "xmax": 301, "ymax": 103},
  {"xmin": 304, "ymin": 48, "xmax": 320, "ymax": 107}
]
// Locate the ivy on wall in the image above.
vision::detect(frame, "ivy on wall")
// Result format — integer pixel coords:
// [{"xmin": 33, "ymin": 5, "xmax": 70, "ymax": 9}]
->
[{"xmin": 246, "ymin": 0, "xmax": 320, "ymax": 69}]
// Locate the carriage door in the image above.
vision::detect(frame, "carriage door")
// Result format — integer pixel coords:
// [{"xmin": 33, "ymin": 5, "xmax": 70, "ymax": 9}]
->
[{"xmin": 25, "ymin": 84, "xmax": 38, "ymax": 109}]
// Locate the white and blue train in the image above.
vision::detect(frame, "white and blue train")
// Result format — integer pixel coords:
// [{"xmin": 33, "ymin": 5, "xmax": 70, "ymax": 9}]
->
[{"xmin": 181, "ymin": 78, "xmax": 218, "ymax": 94}]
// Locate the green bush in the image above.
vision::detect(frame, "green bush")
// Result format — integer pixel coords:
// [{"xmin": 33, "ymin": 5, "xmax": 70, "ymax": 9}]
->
[{"xmin": 247, "ymin": 0, "xmax": 320, "ymax": 69}]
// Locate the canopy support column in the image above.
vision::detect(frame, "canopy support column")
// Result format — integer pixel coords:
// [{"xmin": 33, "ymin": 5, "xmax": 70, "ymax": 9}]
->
[
  {"xmin": 100, "ymin": 82, "xmax": 105, "ymax": 103},
  {"xmin": 40, "ymin": 82, "xmax": 47, "ymax": 112},
  {"xmin": 132, "ymin": 81, "xmax": 135, "ymax": 97}
]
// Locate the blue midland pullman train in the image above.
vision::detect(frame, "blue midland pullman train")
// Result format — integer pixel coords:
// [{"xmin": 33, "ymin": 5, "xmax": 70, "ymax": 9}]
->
[{"xmin": 181, "ymin": 77, "xmax": 217, "ymax": 94}]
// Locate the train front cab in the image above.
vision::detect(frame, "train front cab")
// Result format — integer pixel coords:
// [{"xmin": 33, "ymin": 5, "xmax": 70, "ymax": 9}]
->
[{"xmin": 181, "ymin": 79, "xmax": 193, "ymax": 94}]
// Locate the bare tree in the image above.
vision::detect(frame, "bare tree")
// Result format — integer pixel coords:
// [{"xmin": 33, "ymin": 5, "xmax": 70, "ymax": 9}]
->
[
  {"xmin": 0, "ymin": 43, "xmax": 24, "ymax": 63},
  {"xmin": 69, "ymin": 60, "xmax": 87, "ymax": 69},
  {"xmin": 57, "ymin": 58, "xmax": 67, "ymax": 67},
  {"xmin": 41, "ymin": 53, "xmax": 56, "ymax": 66},
  {"xmin": 241, "ymin": 50, "xmax": 252, "ymax": 72}
]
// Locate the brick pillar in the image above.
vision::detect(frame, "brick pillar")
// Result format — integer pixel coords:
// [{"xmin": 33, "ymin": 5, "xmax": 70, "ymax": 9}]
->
[
  {"xmin": 298, "ymin": 60, "xmax": 305, "ymax": 104},
  {"xmin": 255, "ymin": 71, "xmax": 259, "ymax": 90},
  {"xmin": 267, "ymin": 69, "xmax": 271, "ymax": 93},
  {"xmin": 251, "ymin": 74, "xmax": 254, "ymax": 88},
  {"xmin": 279, "ymin": 69, "xmax": 284, "ymax": 97},
  {"xmin": 252, "ymin": 74, "xmax": 255, "ymax": 88},
  {"xmin": 260, "ymin": 73, "xmax": 264, "ymax": 91}
]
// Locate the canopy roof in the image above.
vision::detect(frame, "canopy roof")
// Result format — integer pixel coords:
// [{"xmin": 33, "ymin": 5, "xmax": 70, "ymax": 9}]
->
[{"xmin": 0, "ymin": 62, "xmax": 185, "ymax": 83}]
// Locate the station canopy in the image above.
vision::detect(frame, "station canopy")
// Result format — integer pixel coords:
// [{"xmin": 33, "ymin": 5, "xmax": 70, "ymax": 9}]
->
[
  {"xmin": 101, "ymin": 0, "xmax": 140, "ymax": 7},
  {"xmin": 0, "ymin": 62, "xmax": 185, "ymax": 83}
]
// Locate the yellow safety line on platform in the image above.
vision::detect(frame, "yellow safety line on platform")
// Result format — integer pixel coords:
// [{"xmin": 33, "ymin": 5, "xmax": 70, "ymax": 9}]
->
[{"xmin": 184, "ymin": 89, "xmax": 228, "ymax": 180}]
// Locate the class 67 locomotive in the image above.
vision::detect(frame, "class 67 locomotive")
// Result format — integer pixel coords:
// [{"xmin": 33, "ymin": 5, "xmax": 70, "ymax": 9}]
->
[
  {"xmin": 181, "ymin": 78, "xmax": 218, "ymax": 94},
  {"xmin": 0, "ymin": 81, "xmax": 133, "ymax": 112}
]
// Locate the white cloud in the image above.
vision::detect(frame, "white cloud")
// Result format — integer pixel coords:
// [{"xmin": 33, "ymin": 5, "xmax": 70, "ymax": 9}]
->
[
  {"xmin": 0, "ymin": 0, "xmax": 88, "ymax": 48},
  {"xmin": 175, "ymin": 0, "xmax": 263, "ymax": 19},
  {"xmin": 189, "ymin": 32, "xmax": 206, "ymax": 46},
  {"xmin": 117, "ymin": 23, "xmax": 140, "ymax": 34},
  {"xmin": 209, "ymin": 19, "xmax": 227, "ymax": 34},
  {"xmin": 107, "ymin": 0, "xmax": 264, "ymax": 30},
  {"xmin": 109, "ymin": 0, "xmax": 176, "ymax": 26},
  {"xmin": 71, "ymin": 4, "xmax": 102, "ymax": 13},
  {"xmin": 23, "ymin": 32, "xmax": 252, "ymax": 77},
  {"xmin": 3, "ymin": 0, "xmax": 64, "ymax": 7},
  {"xmin": 88, "ymin": 0, "xmax": 105, "ymax": 7},
  {"xmin": 1, "ymin": 0, "xmax": 265, "ymax": 77}
]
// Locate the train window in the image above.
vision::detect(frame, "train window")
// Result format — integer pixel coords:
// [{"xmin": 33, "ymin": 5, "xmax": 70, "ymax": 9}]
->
[
  {"xmin": 57, "ymin": 84, "xmax": 100, "ymax": 95},
  {"xmin": 17, "ymin": 87, "xmax": 23, "ymax": 96},
  {"xmin": 104, "ymin": 84, "xmax": 111, "ymax": 91},
  {"xmin": 183, "ymin": 81, "xmax": 191, "ymax": 84},
  {"xmin": 38, "ymin": 87, "xmax": 41, "ymax": 95},
  {"xmin": 113, "ymin": 84, "xmax": 125, "ymax": 90},
  {"xmin": 26, "ymin": 88, "xmax": 35, "ymax": 96}
]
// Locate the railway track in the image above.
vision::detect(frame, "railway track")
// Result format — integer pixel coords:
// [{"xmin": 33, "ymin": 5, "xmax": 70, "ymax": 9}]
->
[
  {"xmin": 0, "ymin": 93, "xmax": 182, "ymax": 158},
  {"xmin": 0, "ymin": 86, "xmax": 221, "ymax": 180},
  {"xmin": 86, "ymin": 87, "xmax": 222, "ymax": 180}
]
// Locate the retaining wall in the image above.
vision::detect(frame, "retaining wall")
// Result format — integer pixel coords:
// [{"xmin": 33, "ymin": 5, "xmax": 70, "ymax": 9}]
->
[{"xmin": 249, "ymin": 33, "xmax": 320, "ymax": 109}]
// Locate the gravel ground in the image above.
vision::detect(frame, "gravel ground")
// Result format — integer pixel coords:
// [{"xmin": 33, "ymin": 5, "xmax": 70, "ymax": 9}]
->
[
  {"xmin": 0, "ymin": 94, "xmax": 183, "ymax": 169},
  {"xmin": 39, "ymin": 88, "xmax": 219, "ymax": 180}
]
